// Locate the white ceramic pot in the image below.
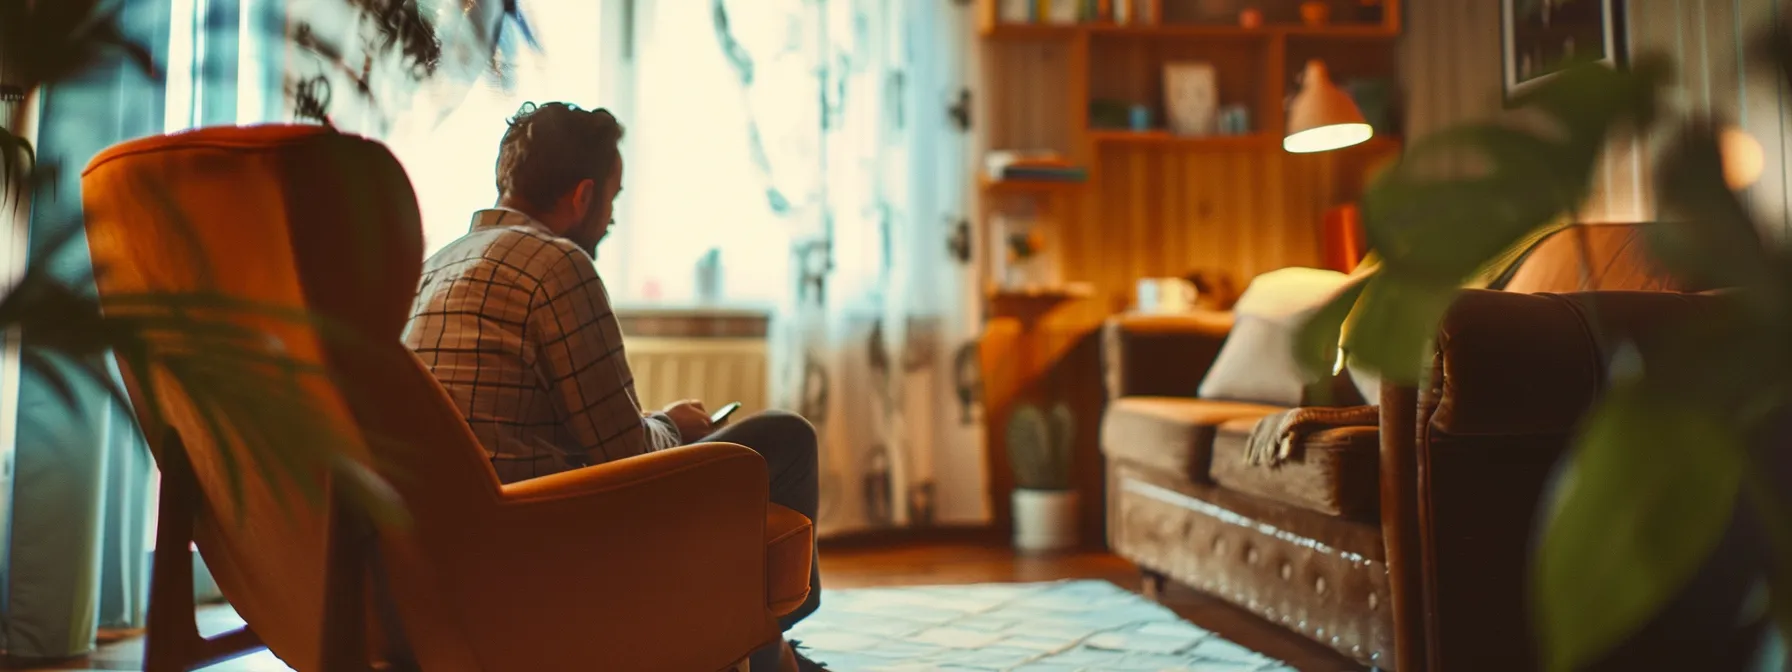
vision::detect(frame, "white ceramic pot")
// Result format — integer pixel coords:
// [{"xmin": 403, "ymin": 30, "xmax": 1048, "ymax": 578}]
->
[{"xmin": 1012, "ymin": 488, "xmax": 1080, "ymax": 552}]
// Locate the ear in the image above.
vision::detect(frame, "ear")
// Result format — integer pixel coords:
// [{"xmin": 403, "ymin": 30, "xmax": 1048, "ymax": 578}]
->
[{"xmin": 571, "ymin": 178, "xmax": 599, "ymax": 217}]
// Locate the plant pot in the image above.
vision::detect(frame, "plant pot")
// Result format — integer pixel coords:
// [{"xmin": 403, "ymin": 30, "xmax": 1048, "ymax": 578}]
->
[{"xmin": 1012, "ymin": 488, "xmax": 1080, "ymax": 552}]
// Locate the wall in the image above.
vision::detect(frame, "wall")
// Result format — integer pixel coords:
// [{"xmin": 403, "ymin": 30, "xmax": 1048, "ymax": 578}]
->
[{"xmin": 1402, "ymin": 1, "xmax": 1791, "ymax": 234}]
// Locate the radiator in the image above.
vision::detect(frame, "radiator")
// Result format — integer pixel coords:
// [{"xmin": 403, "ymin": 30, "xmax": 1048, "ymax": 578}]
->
[{"xmin": 625, "ymin": 337, "xmax": 770, "ymax": 418}]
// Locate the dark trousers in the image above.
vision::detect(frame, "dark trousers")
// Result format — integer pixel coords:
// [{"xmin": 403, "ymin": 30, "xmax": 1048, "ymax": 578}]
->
[{"xmin": 700, "ymin": 411, "xmax": 821, "ymax": 668}]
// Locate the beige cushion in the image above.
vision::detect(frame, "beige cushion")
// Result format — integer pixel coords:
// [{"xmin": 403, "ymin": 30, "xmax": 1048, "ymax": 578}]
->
[
  {"xmin": 1199, "ymin": 268, "xmax": 1351, "ymax": 406},
  {"xmin": 1209, "ymin": 417, "xmax": 1380, "ymax": 519},
  {"xmin": 1100, "ymin": 397, "xmax": 1283, "ymax": 481}
]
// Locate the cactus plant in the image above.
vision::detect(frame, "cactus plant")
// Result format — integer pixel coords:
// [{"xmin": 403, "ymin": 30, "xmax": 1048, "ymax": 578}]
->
[{"xmin": 1007, "ymin": 402, "xmax": 1074, "ymax": 491}]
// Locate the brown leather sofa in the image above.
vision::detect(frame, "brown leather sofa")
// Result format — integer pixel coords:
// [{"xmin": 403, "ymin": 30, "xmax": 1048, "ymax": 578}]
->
[{"xmin": 1100, "ymin": 223, "xmax": 1688, "ymax": 670}]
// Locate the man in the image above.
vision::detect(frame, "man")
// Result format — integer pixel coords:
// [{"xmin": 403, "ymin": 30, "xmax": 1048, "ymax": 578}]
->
[{"xmin": 402, "ymin": 102, "xmax": 822, "ymax": 672}]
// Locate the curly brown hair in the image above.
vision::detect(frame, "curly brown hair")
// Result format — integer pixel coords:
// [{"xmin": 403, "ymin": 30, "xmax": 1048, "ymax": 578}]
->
[{"xmin": 495, "ymin": 102, "xmax": 625, "ymax": 211}]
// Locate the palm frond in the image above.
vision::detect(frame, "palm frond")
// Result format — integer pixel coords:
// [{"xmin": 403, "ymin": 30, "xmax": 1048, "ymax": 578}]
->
[
  {"xmin": 0, "ymin": 227, "xmax": 401, "ymax": 523},
  {"xmin": 0, "ymin": 0, "xmax": 548, "ymax": 531}
]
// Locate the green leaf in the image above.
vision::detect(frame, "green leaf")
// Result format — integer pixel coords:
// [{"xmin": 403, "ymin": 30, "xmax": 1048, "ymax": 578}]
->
[
  {"xmin": 1651, "ymin": 121, "xmax": 1775, "ymax": 297},
  {"xmin": 1294, "ymin": 271, "xmax": 1373, "ymax": 379},
  {"xmin": 1535, "ymin": 384, "xmax": 1743, "ymax": 672},
  {"xmin": 1515, "ymin": 58, "xmax": 1668, "ymax": 139},
  {"xmin": 1366, "ymin": 127, "xmax": 1585, "ymax": 282},
  {"xmin": 1336, "ymin": 273, "xmax": 1456, "ymax": 385},
  {"xmin": 1360, "ymin": 61, "xmax": 1664, "ymax": 289}
]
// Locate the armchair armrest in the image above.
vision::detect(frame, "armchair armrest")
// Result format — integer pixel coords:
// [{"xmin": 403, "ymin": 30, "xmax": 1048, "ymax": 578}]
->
[
  {"xmin": 448, "ymin": 443, "xmax": 782, "ymax": 672},
  {"xmin": 1101, "ymin": 310, "xmax": 1233, "ymax": 399}
]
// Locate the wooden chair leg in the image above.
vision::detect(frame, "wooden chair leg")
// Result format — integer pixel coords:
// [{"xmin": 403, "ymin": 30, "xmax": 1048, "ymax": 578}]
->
[
  {"xmin": 320, "ymin": 484, "xmax": 376, "ymax": 671},
  {"xmin": 144, "ymin": 434, "xmax": 264, "ymax": 672}
]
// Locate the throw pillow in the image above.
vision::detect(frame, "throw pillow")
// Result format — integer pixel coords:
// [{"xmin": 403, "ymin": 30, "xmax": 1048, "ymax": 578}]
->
[{"xmin": 1198, "ymin": 267, "xmax": 1352, "ymax": 407}]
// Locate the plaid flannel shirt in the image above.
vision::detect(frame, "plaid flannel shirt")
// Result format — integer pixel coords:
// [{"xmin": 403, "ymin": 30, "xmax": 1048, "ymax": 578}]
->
[{"xmin": 403, "ymin": 208, "xmax": 680, "ymax": 483}]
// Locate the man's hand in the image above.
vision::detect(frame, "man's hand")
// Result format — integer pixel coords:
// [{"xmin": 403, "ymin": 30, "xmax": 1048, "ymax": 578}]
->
[{"xmin": 662, "ymin": 399, "xmax": 712, "ymax": 442}]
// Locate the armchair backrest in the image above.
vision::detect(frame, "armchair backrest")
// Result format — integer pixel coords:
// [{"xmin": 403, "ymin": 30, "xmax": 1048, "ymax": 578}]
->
[{"xmin": 82, "ymin": 125, "xmax": 496, "ymax": 669}]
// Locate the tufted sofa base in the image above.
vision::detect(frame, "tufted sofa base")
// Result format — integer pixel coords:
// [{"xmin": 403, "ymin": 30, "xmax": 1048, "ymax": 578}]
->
[{"xmin": 1108, "ymin": 461, "xmax": 1395, "ymax": 668}]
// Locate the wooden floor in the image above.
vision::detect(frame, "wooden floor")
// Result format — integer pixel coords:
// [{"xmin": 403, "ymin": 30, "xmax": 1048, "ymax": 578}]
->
[{"xmin": 4, "ymin": 541, "xmax": 1361, "ymax": 671}]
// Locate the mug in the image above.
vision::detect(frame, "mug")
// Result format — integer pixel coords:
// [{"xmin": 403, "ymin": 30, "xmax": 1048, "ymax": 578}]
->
[
  {"xmin": 1136, "ymin": 277, "xmax": 1199, "ymax": 313},
  {"xmin": 1129, "ymin": 105, "xmax": 1153, "ymax": 130}
]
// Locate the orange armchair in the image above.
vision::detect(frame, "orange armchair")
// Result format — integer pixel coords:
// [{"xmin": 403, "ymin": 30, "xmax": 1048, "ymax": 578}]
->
[{"xmin": 80, "ymin": 125, "xmax": 812, "ymax": 671}]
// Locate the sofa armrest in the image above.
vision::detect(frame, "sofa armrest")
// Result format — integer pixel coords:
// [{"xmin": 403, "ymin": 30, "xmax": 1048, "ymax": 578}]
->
[
  {"xmin": 1427, "ymin": 289, "xmax": 1727, "ymax": 436},
  {"xmin": 1101, "ymin": 311, "xmax": 1233, "ymax": 400},
  {"xmin": 1397, "ymin": 289, "xmax": 1730, "ymax": 670},
  {"xmin": 448, "ymin": 443, "xmax": 782, "ymax": 672}
]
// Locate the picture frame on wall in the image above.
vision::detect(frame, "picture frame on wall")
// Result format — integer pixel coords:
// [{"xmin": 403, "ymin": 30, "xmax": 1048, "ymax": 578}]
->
[{"xmin": 1501, "ymin": 0, "xmax": 1627, "ymax": 104}]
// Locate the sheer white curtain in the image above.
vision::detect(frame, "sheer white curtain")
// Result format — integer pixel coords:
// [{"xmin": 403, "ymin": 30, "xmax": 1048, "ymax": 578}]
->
[
  {"xmin": 613, "ymin": 1, "xmax": 790, "ymax": 306},
  {"xmin": 709, "ymin": 0, "xmax": 987, "ymax": 536}
]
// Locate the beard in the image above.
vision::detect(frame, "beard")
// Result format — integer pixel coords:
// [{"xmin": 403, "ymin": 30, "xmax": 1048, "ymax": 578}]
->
[{"xmin": 571, "ymin": 210, "xmax": 609, "ymax": 258}]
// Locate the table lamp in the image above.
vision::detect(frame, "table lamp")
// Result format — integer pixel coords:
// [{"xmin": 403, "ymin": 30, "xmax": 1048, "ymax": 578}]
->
[{"xmin": 1284, "ymin": 60, "xmax": 1372, "ymax": 153}]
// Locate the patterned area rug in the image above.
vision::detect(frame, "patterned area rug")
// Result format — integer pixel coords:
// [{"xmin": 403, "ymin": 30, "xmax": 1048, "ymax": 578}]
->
[{"xmin": 787, "ymin": 580, "xmax": 1298, "ymax": 671}]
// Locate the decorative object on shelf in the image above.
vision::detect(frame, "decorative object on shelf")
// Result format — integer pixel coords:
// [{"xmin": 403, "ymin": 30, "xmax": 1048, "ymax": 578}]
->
[
  {"xmin": 1134, "ymin": 0, "xmax": 1161, "ymax": 24},
  {"xmin": 1129, "ymin": 105, "xmax": 1153, "ymax": 131},
  {"xmin": 1088, "ymin": 99, "xmax": 1130, "ymax": 128},
  {"xmin": 1135, "ymin": 277, "xmax": 1199, "ymax": 314},
  {"xmin": 1238, "ymin": 6, "xmax": 1263, "ymax": 28},
  {"xmin": 1355, "ymin": 0, "xmax": 1385, "ymax": 23},
  {"xmin": 1299, "ymin": 1, "xmax": 1331, "ymax": 26},
  {"xmin": 1041, "ymin": 0, "xmax": 1079, "ymax": 24},
  {"xmin": 1008, "ymin": 402, "xmax": 1078, "ymax": 552},
  {"xmin": 1186, "ymin": 269, "xmax": 1242, "ymax": 311},
  {"xmin": 1501, "ymin": 0, "xmax": 1626, "ymax": 102},
  {"xmin": 1284, "ymin": 60, "xmax": 1371, "ymax": 153},
  {"xmin": 985, "ymin": 150, "xmax": 1086, "ymax": 182},
  {"xmin": 1217, "ymin": 104, "xmax": 1252, "ymax": 135},
  {"xmin": 1000, "ymin": 0, "xmax": 1034, "ymax": 23},
  {"xmin": 1163, "ymin": 62, "xmax": 1218, "ymax": 136},
  {"xmin": 1113, "ymin": 0, "xmax": 1134, "ymax": 24},
  {"xmin": 1189, "ymin": 0, "xmax": 1243, "ymax": 23},
  {"xmin": 992, "ymin": 207, "xmax": 1058, "ymax": 291}
]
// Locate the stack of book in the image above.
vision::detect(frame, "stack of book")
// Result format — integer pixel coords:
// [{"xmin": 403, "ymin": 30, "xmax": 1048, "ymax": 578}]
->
[{"xmin": 984, "ymin": 151, "xmax": 1087, "ymax": 183}]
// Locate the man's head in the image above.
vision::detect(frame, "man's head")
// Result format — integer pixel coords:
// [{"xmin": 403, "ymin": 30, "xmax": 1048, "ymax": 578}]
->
[{"xmin": 494, "ymin": 102, "xmax": 625, "ymax": 256}]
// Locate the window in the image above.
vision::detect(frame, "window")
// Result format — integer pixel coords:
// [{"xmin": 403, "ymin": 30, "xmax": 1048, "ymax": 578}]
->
[
  {"xmin": 607, "ymin": 0, "xmax": 790, "ymax": 308},
  {"xmin": 387, "ymin": 0, "xmax": 789, "ymax": 309}
]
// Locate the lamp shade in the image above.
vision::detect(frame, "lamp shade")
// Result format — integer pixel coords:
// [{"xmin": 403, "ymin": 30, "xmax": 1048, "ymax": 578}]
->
[{"xmin": 1284, "ymin": 60, "xmax": 1372, "ymax": 153}]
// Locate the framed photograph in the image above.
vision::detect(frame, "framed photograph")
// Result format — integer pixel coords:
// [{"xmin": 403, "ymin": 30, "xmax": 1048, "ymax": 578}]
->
[{"xmin": 1501, "ymin": 0, "xmax": 1627, "ymax": 103}]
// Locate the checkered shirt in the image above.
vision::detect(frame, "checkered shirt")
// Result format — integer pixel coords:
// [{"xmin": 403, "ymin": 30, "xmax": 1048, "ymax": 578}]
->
[{"xmin": 403, "ymin": 208, "xmax": 680, "ymax": 482}]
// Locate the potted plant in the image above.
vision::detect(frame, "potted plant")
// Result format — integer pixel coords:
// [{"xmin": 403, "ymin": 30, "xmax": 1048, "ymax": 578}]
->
[
  {"xmin": 1293, "ymin": 19, "xmax": 1792, "ymax": 672},
  {"xmin": 1, "ymin": 0, "xmax": 535, "ymax": 526},
  {"xmin": 1008, "ymin": 402, "xmax": 1077, "ymax": 552}
]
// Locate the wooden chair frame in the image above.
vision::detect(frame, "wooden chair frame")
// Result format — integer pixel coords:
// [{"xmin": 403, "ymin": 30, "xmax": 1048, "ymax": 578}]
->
[{"xmin": 143, "ymin": 430, "xmax": 379, "ymax": 672}]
